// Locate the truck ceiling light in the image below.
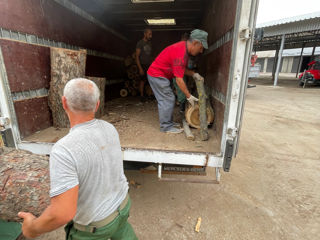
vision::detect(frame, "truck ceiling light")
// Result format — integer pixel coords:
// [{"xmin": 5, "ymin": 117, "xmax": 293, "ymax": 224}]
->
[
  {"xmin": 132, "ymin": 0, "xmax": 174, "ymax": 3},
  {"xmin": 146, "ymin": 18, "xmax": 176, "ymax": 25}
]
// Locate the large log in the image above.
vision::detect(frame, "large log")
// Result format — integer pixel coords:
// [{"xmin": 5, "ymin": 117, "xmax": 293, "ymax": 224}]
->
[
  {"xmin": 0, "ymin": 148, "xmax": 50, "ymax": 222},
  {"xmin": 86, "ymin": 76, "xmax": 106, "ymax": 118},
  {"xmin": 48, "ymin": 48, "xmax": 87, "ymax": 128}
]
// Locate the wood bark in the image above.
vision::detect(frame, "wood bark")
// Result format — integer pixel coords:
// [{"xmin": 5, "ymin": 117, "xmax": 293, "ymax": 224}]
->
[
  {"xmin": 183, "ymin": 119, "xmax": 195, "ymax": 141},
  {"xmin": 48, "ymin": 48, "xmax": 87, "ymax": 128},
  {"xmin": 195, "ymin": 79, "xmax": 209, "ymax": 141},
  {"xmin": 86, "ymin": 76, "xmax": 106, "ymax": 118},
  {"xmin": 0, "ymin": 148, "xmax": 50, "ymax": 222}
]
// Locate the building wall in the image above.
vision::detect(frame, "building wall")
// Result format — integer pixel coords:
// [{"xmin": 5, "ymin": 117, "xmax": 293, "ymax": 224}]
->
[{"xmin": 257, "ymin": 55, "xmax": 319, "ymax": 73}]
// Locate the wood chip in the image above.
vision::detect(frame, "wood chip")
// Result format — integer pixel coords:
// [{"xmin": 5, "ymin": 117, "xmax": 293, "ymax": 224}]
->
[{"xmin": 195, "ymin": 217, "xmax": 202, "ymax": 232}]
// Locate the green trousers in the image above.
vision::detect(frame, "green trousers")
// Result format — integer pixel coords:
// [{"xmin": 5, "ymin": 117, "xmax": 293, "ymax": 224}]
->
[
  {"xmin": 65, "ymin": 197, "xmax": 138, "ymax": 240},
  {"xmin": 173, "ymin": 77, "xmax": 187, "ymax": 104}
]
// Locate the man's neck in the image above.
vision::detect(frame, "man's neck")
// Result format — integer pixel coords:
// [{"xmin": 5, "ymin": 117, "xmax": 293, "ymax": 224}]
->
[
  {"xmin": 186, "ymin": 41, "xmax": 191, "ymax": 56},
  {"xmin": 143, "ymin": 37, "xmax": 148, "ymax": 42},
  {"xmin": 68, "ymin": 112, "xmax": 95, "ymax": 128}
]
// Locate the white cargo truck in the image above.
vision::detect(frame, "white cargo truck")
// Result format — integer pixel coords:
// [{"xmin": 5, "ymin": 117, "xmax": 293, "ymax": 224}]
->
[{"xmin": 0, "ymin": 0, "xmax": 259, "ymax": 182}]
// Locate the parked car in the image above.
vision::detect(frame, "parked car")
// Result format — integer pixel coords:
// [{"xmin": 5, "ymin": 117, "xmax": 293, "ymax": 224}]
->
[{"xmin": 299, "ymin": 60, "xmax": 320, "ymax": 86}]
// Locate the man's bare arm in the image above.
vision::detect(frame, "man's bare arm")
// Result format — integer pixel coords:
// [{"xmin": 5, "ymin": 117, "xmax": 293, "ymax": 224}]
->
[
  {"xmin": 184, "ymin": 68, "xmax": 195, "ymax": 77},
  {"xmin": 19, "ymin": 185, "xmax": 79, "ymax": 238},
  {"xmin": 135, "ymin": 48, "xmax": 144, "ymax": 75},
  {"xmin": 175, "ymin": 77, "xmax": 191, "ymax": 98}
]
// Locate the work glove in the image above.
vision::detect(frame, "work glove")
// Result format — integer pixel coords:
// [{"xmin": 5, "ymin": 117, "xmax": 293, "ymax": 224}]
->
[
  {"xmin": 187, "ymin": 95, "xmax": 199, "ymax": 107},
  {"xmin": 192, "ymin": 73, "xmax": 204, "ymax": 82}
]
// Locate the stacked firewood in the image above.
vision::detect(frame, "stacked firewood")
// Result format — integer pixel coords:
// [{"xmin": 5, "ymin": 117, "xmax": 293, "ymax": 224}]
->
[{"xmin": 121, "ymin": 53, "xmax": 153, "ymax": 98}]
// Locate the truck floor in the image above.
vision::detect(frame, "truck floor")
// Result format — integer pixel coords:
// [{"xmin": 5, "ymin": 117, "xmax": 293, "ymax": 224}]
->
[{"xmin": 23, "ymin": 97, "xmax": 220, "ymax": 154}]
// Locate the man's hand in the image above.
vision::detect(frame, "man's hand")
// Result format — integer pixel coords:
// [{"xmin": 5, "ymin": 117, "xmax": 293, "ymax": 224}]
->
[
  {"xmin": 187, "ymin": 95, "xmax": 199, "ymax": 107},
  {"xmin": 139, "ymin": 68, "xmax": 144, "ymax": 76},
  {"xmin": 18, "ymin": 212, "xmax": 40, "ymax": 239},
  {"xmin": 192, "ymin": 73, "xmax": 204, "ymax": 82}
]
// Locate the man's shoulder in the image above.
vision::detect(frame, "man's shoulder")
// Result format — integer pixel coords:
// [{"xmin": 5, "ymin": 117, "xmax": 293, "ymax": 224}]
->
[
  {"xmin": 171, "ymin": 41, "xmax": 185, "ymax": 49},
  {"xmin": 96, "ymin": 119, "xmax": 116, "ymax": 130},
  {"xmin": 136, "ymin": 39, "xmax": 144, "ymax": 48}
]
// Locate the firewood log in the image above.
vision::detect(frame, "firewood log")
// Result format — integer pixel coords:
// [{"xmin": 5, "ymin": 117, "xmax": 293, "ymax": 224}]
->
[
  {"xmin": 195, "ymin": 79, "xmax": 209, "ymax": 141},
  {"xmin": 124, "ymin": 56, "xmax": 133, "ymax": 67},
  {"xmin": 120, "ymin": 89, "xmax": 128, "ymax": 97},
  {"xmin": 0, "ymin": 148, "xmax": 50, "ymax": 222},
  {"xmin": 185, "ymin": 104, "xmax": 214, "ymax": 129},
  {"xmin": 183, "ymin": 119, "xmax": 195, "ymax": 140},
  {"xmin": 48, "ymin": 48, "xmax": 86, "ymax": 128},
  {"xmin": 86, "ymin": 76, "xmax": 106, "ymax": 118}
]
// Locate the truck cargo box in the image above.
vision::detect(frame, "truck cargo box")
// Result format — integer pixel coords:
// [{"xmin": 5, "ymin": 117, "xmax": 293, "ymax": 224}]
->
[{"xmin": 0, "ymin": 0, "xmax": 259, "ymax": 181}]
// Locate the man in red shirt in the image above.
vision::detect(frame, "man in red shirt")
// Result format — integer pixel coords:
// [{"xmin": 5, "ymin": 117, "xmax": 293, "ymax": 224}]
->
[{"xmin": 147, "ymin": 29, "xmax": 207, "ymax": 133}]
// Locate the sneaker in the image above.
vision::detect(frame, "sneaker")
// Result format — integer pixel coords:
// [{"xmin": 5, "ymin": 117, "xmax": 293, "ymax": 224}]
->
[
  {"xmin": 173, "ymin": 122, "xmax": 181, "ymax": 128},
  {"xmin": 163, "ymin": 127, "xmax": 183, "ymax": 134}
]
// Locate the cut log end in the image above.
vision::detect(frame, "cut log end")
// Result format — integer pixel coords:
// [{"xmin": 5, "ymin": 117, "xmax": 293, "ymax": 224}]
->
[{"xmin": 120, "ymin": 89, "xmax": 128, "ymax": 97}]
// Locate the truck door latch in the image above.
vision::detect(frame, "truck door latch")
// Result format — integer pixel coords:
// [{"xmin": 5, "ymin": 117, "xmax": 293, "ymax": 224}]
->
[
  {"xmin": 240, "ymin": 27, "xmax": 251, "ymax": 40},
  {"xmin": 227, "ymin": 127, "xmax": 238, "ymax": 138},
  {"xmin": 0, "ymin": 117, "xmax": 10, "ymax": 127}
]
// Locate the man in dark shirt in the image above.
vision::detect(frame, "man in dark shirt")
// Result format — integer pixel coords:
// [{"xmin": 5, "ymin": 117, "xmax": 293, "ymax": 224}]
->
[{"xmin": 136, "ymin": 28, "xmax": 152, "ymax": 101}]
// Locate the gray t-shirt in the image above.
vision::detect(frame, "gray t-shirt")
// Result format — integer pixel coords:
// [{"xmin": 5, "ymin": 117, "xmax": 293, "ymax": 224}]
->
[
  {"xmin": 136, "ymin": 39, "xmax": 152, "ymax": 65},
  {"xmin": 49, "ymin": 119, "xmax": 128, "ymax": 225}
]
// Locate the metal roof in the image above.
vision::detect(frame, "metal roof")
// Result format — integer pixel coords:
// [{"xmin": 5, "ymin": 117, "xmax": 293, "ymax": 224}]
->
[
  {"xmin": 254, "ymin": 12, "xmax": 320, "ymax": 51},
  {"xmin": 257, "ymin": 11, "xmax": 320, "ymax": 28}
]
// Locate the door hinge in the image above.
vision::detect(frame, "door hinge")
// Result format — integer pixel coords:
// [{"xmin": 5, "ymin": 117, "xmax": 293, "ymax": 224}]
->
[
  {"xmin": 240, "ymin": 27, "xmax": 251, "ymax": 41},
  {"xmin": 223, "ymin": 139, "xmax": 234, "ymax": 172},
  {"xmin": 0, "ymin": 117, "xmax": 10, "ymax": 127}
]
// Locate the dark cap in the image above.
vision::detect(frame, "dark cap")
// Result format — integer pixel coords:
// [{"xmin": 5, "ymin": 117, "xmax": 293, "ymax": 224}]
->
[{"xmin": 190, "ymin": 29, "xmax": 208, "ymax": 49}]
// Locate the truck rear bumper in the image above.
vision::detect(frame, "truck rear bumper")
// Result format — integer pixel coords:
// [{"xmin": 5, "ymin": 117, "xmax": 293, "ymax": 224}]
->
[{"xmin": 18, "ymin": 142, "xmax": 223, "ymax": 167}]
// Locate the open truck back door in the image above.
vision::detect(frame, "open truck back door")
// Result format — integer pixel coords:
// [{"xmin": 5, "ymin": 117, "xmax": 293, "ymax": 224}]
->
[{"xmin": 221, "ymin": 0, "xmax": 259, "ymax": 172}]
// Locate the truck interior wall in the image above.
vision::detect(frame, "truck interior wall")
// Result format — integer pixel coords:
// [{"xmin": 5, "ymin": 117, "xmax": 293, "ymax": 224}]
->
[
  {"xmin": 199, "ymin": 0, "xmax": 237, "ymax": 143},
  {"xmin": 0, "ymin": 0, "xmax": 129, "ymax": 138}
]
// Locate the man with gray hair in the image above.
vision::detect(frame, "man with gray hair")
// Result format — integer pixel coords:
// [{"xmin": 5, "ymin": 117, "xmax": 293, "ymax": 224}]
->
[
  {"xmin": 147, "ymin": 29, "xmax": 207, "ymax": 133},
  {"xmin": 18, "ymin": 78, "xmax": 138, "ymax": 239}
]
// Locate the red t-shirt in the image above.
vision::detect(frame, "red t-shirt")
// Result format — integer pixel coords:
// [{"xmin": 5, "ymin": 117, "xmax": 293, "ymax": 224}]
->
[{"xmin": 147, "ymin": 41, "xmax": 188, "ymax": 79}]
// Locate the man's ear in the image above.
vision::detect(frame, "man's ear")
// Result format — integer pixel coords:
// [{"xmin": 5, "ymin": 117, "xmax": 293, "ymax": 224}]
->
[
  {"xmin": 62, "ymin": 96, "xmax": 68, "ymax": 111},
  {"xmin": 95, "ymin": 100, "xmax": 100, "ymax": 113}
]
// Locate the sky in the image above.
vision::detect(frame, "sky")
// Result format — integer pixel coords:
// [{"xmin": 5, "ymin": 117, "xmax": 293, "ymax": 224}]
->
[{"xmin": 257, "ymin": 0, "xmax": 320, "ymax": 24}]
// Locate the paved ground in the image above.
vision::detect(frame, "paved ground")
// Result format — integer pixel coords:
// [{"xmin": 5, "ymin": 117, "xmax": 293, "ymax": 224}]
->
[{"xmin": 38, "ymin": 75, "xmax": 320, "ymax": 240}]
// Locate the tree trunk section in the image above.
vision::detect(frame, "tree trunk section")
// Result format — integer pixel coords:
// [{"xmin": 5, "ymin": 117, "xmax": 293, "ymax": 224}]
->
[
  {"xmin": 48, "ymin": 48, "xmax": 87, "ymax": 128},
  {"xmin": 0, "ymin": 148, "xmax": 50, "ymax": 222},
  {"xmin": 86, "ymin": 76, "xmax": 106, "ymax": 118},
  {"xmin": 195, "ymin": 79, "xmax": 209, "ymax": 141}
]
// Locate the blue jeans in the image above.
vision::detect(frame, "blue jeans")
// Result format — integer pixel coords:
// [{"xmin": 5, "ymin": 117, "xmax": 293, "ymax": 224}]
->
[{"xmin": 147, "ymin": 74, "xmax": 175, "ymax": 131}]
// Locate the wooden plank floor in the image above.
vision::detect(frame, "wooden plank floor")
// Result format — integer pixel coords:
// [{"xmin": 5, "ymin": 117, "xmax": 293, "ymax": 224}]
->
[{"xmin": 24, "ymin": 97, "xmax": 220, "ymax": 153}]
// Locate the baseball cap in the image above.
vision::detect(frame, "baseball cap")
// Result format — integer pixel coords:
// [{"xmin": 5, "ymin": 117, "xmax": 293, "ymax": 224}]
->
[{"xmin": 190, "ymin": 29, "xmax": 208, "ymax": 49}]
